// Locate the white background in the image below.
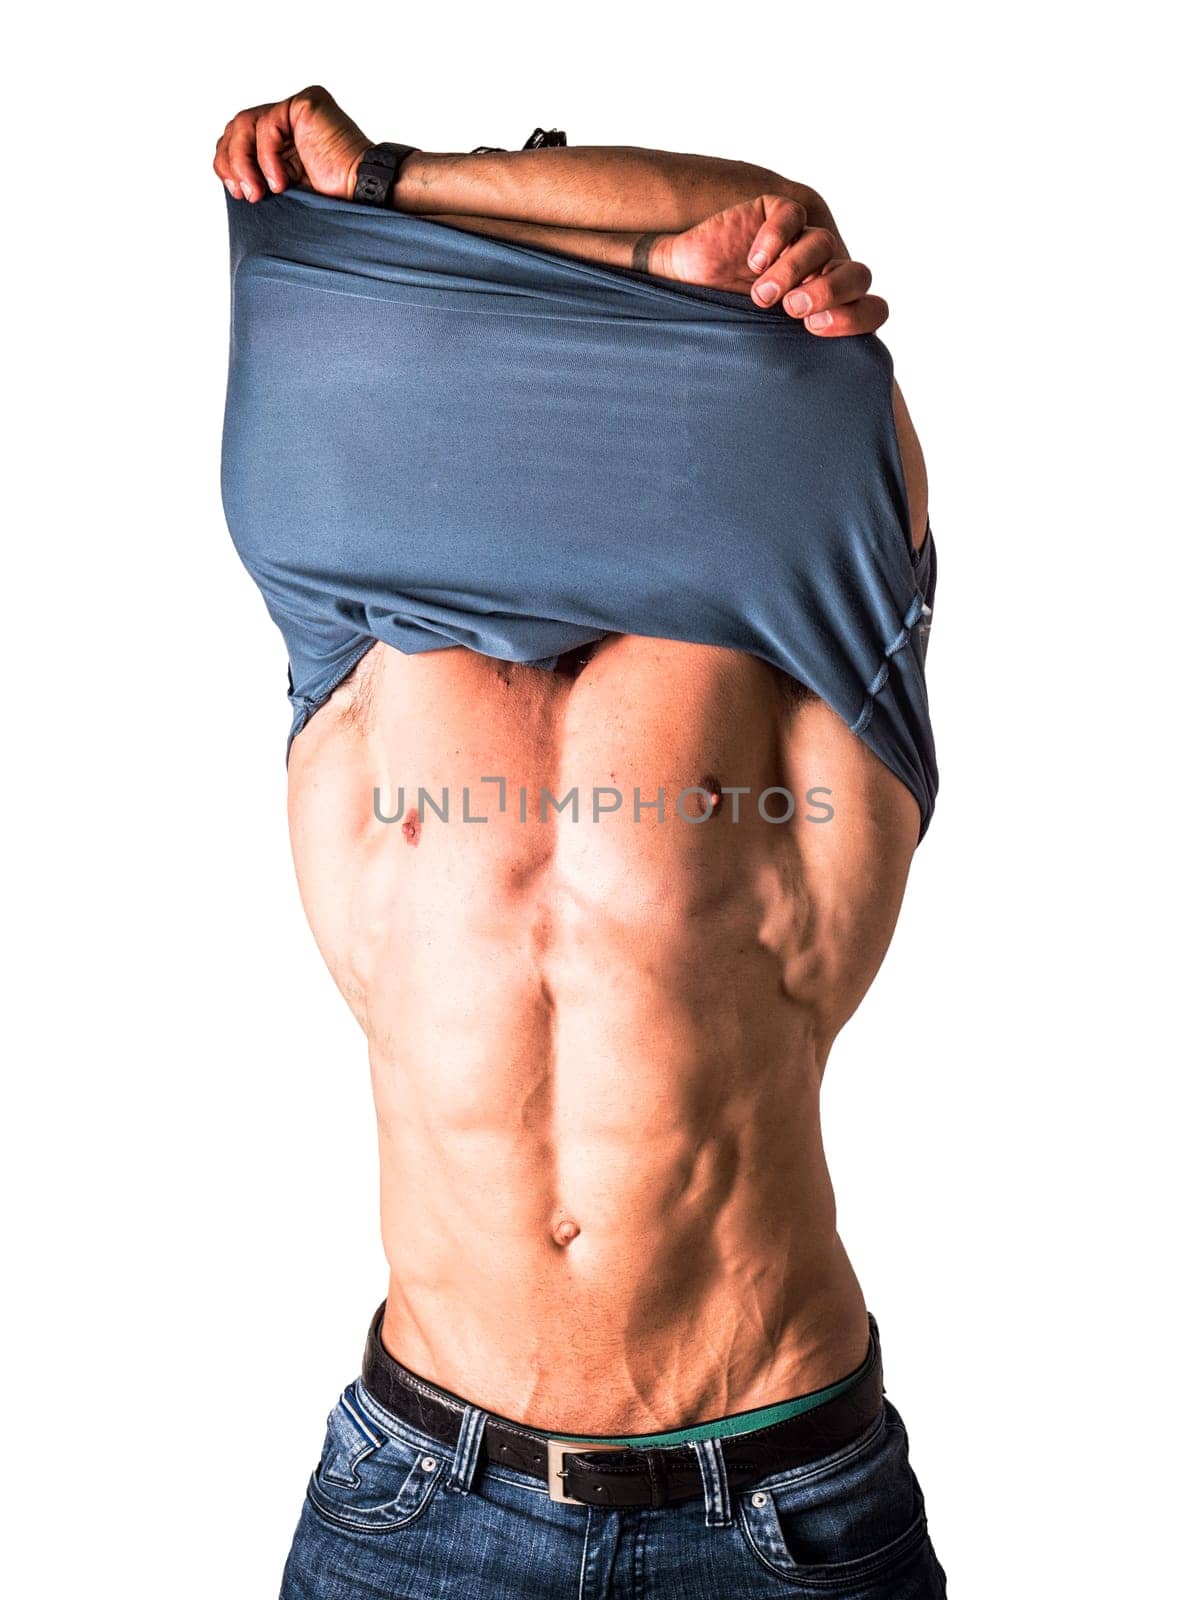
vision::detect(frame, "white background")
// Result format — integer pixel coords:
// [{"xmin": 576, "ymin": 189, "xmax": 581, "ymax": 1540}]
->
[{"xmin": 5, "ymin": 3, "xmax": 1195, "ymax": 1595}]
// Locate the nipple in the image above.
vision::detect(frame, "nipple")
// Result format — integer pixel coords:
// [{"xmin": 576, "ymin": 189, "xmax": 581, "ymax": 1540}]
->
[
  {"xmin": 697, "ymin": 772, "xmax": 724, "ymax": 817},
  {"xmin": 553, "ymin": 1217, "xmax": 581, "ymax": 1247}
]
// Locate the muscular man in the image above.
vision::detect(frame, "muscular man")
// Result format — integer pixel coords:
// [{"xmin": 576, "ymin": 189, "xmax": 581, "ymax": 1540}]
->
[{"xmin": 214, "ymin": 86, "xmax": 946, "ymax": 1599}]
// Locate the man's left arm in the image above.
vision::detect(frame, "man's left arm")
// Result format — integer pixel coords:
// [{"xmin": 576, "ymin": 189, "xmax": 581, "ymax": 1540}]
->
[
  {"xmin": 416, "ymin": 195, "xmax": 880, "ymax": 337},
  {"xmin": 395, "ymin": 144, "xmax": 846, "ymax": 248},
  {"xmin": 392, "ymin": 149, "xmax": 879, "ymax": 333}
]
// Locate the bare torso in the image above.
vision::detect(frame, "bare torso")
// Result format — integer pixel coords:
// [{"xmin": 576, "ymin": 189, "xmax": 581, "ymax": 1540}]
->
[{"xmin": 287, "ymin": 384, "xmax": 928, "ymax": 1437}]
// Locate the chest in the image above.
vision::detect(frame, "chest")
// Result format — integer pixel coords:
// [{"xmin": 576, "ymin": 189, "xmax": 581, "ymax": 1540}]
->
[{"xmin": 291, "ymin": 634, "xmax": 914, "ymax": 908}]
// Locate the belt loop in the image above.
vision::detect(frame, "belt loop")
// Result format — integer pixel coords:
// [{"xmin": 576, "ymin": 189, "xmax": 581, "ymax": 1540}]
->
[
  {"xmin": 447, "ymin": 1403, "xmax": 487, "ymax": 1495},
  {"xmin": 690, "ymin": 1437, "xmax": 733, "ymax": 1528}
]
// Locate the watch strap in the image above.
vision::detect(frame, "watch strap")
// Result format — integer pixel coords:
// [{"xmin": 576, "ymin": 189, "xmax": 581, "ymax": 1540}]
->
[{"xmin": 353, "ymin": 142, "xmax": 419, "ymax": 206}]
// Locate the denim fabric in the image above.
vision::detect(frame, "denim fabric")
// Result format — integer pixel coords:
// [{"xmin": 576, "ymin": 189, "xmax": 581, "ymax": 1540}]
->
[
  {"xmin": 280, "ymin": 1378, "xmax": 947, "ymax": 1598},
  {"xmin": 221, "ymin": 189, "xmax": 938, "ymax": 836}
]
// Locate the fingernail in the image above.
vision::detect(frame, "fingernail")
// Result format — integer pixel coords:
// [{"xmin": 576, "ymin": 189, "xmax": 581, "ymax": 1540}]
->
[
  {"xmin": 225, "ymin": 179, "xmax": 239, "ymax": 197},
  {"xmin": 807, "ymin": 310, "xmax": 832, "ymax": 329},
  {"xmin": 785, "ymin": 291, "xmax": 812, "ymax": 317},
  {"xmin": 241, "ymin": 180, "xmax": 253, "ymax": 199},
  {"xmin": 267, "ymin": 177, "xmax": 280, "ymax": 193},
  {"xmin": 753, "ymin": 281, "xmax": 780, "ymax": 307},
  {"xmin": 749, "ymin": 250, "xmax": 768, "ymax": 272}
]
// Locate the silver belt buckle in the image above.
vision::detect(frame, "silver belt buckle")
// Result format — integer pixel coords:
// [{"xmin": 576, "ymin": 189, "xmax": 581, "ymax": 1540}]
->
[{"xmin": 546, "ymin": 1437, "xmax": 629, "ymax": 1505}]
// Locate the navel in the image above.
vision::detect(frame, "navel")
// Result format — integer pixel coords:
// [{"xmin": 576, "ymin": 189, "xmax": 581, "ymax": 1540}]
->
[
  {"xmin": 553, "ymin": 1217, "xmax": 581, "ymax": 1247},
  {"xmin": 401, "ymin": 808, "xmax": 421, "ymax": 846}
]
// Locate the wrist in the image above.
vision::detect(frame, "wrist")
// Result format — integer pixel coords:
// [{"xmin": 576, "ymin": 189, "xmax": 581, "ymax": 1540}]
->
[
  {"xmin": 347, "ymin": 142, "xmax": 423, "ymax": 206},
  {"xmin": 342, "ymin": 139, "xmax": 372, "ymax": 202},
  {"xmin": 650, "ymin": 233, "xmax": 677, "ymax": 278},
  {"xmin": 631, "ymin": 231, "xmax": 677, "ymax": 278}
]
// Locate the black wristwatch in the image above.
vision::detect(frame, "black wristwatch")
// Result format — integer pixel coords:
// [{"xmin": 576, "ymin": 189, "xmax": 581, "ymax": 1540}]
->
[{"xmin": 353, "ymin": 142, "xmax": 419, "ymax": 206}]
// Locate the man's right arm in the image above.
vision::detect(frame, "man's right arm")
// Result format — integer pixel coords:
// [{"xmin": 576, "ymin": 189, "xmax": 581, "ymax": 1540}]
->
[{"xmin": 213, "ymin": 85, "xmax": 845, "ymax": 251}]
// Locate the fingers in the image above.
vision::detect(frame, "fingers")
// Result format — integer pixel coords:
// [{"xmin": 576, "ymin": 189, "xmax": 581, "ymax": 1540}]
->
[
  {"xmin": 780, "ymin": 258, "xmax": 871, "ymax": 318},
  {"xmin": 746, "ymin": 196, "xmax": 808, "ymax": 275},
  {"xmin": 804, "ymin": 294, "xmax": 890, "ymax": 336},
  {"xmin": 750, "ymin": 226, "xmax": 840, "ymax": 307},
  {"xmin": 748, "ymin": 228, "xmax": 888, "ymax": 335},
  {"xmin": 228, "ymin": 115, "xmax": 268, "ymax": 200},
  {"xmin": 212, "ymin": 103, "xmax": 274, "ymax": 200},
  {"xmin": 256, "ymin": 102, "xmax": 294, "ymax": 195},
  {"xmin": 212, "ymin": 125, "xmax": 240, "ymax": 196}
]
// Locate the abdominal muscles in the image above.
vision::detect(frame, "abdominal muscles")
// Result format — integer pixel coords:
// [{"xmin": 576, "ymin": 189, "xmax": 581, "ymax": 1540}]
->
[{"xmin": 286, "ymin": 629, "xmax": 919, "ymax": 1433}]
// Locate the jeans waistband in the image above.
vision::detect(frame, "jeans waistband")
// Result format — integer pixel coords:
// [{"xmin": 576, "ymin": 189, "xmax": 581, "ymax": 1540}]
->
[{"xmin": 358, "ymin": 1302, "xmax": 886, "ymax": 1511}]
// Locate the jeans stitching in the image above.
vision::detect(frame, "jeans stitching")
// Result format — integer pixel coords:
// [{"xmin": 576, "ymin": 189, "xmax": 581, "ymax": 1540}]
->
[
  {"xmin": 305, "ymin": 1458, "xmax": 445, "ymax": 1536},
  {"xmin": 736, "ymin": 1504, "xmax": 930, "ymax": 1590}
]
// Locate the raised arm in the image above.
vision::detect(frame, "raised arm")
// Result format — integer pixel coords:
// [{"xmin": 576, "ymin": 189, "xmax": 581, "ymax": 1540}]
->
[
  {"xmin": 393, "ymin": 145, "xmax": 846, "ymax": 250},
  {"xmin": 214, "ymin": 86, "xmax": 884, "ymax": 335}
]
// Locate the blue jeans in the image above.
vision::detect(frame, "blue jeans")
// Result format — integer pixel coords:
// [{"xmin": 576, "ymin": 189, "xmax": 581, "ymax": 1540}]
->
[{"xmin": 280, "ymin": 1372, "xmax": 948, "ymax": 1598}]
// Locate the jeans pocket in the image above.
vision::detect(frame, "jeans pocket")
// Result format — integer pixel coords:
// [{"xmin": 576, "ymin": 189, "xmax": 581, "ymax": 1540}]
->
[
  {"xmin": 736, "ymin": 1400, "xmax": 932, "ymax": 1592},
  {"xmin": 305, "ymin": 1382, "xmax": 446, "ymax": 1535}
]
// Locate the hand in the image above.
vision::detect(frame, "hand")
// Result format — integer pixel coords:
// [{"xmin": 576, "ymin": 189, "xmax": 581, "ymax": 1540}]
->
[
  {"xmin": 664, "ymin": 195, "xmax": 888, "ymax": 336},
  {"xmin": 213, "ymin": 85, "xmax": 371, "ymax": 203}
]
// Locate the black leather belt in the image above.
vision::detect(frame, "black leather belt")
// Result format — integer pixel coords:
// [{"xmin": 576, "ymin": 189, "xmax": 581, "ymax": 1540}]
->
[{"xmin": 361, "ymin": 1302, "xmax": 885, "ymax": 1509}]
